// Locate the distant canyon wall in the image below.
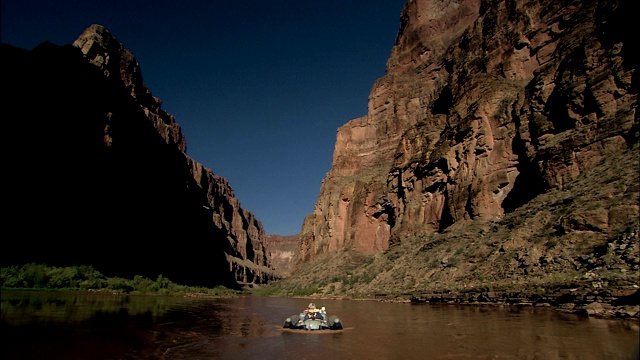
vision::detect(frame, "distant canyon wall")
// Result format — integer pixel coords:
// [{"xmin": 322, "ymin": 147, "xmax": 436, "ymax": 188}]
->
[
  {"xmin": 298, "ymin": 0, "xmax": 637, "ymax": 262},
  {"xmin": 264, "ymin": 234, "xmax": 300, "ymax": 276}
]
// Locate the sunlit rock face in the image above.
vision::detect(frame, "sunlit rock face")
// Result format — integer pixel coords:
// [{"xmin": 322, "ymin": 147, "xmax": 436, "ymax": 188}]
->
[
  {"xmin": 73, "ymin": 24, "xmax": 186, "ymax": 152},
  {"xmin": 299, "ymin": 0, "xmax": 637, "ymax": 263},
  {"xmin": 1, "ymin": 24, "xmax": 276, "ymax": 288}
]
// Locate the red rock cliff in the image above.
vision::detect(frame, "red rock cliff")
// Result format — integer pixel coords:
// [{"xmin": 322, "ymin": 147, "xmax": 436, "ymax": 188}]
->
[{"xmin": 299, "ymin": 0, "xmax": 637, "ymax": 263}]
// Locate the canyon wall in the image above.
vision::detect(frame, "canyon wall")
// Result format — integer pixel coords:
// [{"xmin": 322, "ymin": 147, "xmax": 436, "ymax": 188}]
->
[
  {"xmin": 264, "ymin": 234, "xmax": 300, "ymax": 276},
  {"xmin": 1, "ymin": 25, "xmax": 276, "ymax": 288},
  {"xmin": 299, "ymin": 0, "xmax": 637, "ymax": 263}
]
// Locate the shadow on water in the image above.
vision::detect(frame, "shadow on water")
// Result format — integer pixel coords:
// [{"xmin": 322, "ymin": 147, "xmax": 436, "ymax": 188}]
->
[{"xmin": 2, "ymin": 292, "xmax": 639, "ymax": 360}]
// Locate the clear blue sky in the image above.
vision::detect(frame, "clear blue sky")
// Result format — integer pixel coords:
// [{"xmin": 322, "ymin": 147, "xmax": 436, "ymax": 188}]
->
[{"xmin": 1, "ymin": 0, "xmax": 406, "ymax": 236}]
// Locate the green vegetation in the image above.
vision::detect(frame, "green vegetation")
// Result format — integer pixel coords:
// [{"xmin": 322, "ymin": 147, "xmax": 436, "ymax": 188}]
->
[
  {"xmin": 249, "ymin": 283, "xmax": 319, "ymax": 297},
  {"xmin": 1, "ymin": 263, "xmax": 241, "ymax": 297}
]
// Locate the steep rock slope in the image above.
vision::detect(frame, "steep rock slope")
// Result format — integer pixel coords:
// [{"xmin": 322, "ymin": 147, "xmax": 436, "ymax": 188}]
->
[
  {"xmin": 284, "ymin": 0, "xmax": 638, "ymax": 316},
  {"xmin": 299, "ymin": 0, "xmax": 637, "ymax": 262},
  {"xmin": 1, "ymin": 25, "xmax": 276, "ymax": 288},
  {"xmin": 299, "ymin": 0, "xmax": 482, "ymax": 259}
]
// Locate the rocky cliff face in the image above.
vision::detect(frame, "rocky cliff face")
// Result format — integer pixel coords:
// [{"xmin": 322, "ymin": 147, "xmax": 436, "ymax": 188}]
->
[
  {"xmin": 299, "ymin": 0, "xmax": 638, "ymax": 263},
  {"xmin": 277, "ymin": 0, "xmax": 638, "ymax": 318},
  {"xmin": 72, "ymin": 25, "xmax": 275, "ymax": 287},
  {"xmin": 1, "ymin": 24, "xmax": 276, "ymax": 288},
  {"xmin": 73, "ymin": 24, "xmax": 187, "ymax": 153}
]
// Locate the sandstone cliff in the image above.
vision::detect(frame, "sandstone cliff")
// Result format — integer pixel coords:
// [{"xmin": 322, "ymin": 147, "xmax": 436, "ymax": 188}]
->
[
  {"xmin": 300, "ymin": 0, "xmax": 637, "ymax": 260},
  {"xmin": 1, "ymin": 24, "xmax": 276, "ymax": 288},
  {"xmin": 299, "ymin": 0, "xmax": 484, "ymax": 259},
  {"xmin": 285, "ymin": 0, "xmax": 638, "ymax": 317}
]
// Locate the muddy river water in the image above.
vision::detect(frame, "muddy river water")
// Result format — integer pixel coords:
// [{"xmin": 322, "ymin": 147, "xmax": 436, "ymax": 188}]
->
[{"xmin": 2, "ymin": 292, "xmax": 638, "ymax": 359}]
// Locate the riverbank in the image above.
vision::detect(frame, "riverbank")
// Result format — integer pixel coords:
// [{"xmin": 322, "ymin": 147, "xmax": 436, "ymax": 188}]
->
[
  {"xmin": 275, "ymin": 288, "xmax": 639, "ymax": 320},
  {"xmin": 256, "ymin": 269, "xmax": 640, "ymax": 320},
  {"xmin": 405, "ymin": 288, "xmax": 639, "ymax": 320}
]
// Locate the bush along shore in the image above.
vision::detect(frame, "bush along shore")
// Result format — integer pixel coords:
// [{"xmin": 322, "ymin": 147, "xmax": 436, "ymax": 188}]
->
[{"xmin": 0, "ymin": 263, "xmax": 242, "ymax": 297}]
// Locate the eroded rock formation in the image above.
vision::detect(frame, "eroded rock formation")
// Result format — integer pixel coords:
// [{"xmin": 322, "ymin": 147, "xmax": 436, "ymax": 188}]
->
[
  {"xmin": 299, "ymin": 0, "xmax": 638, "ymax": 263},
  {"xmin": 72, "ymin": 24, "xmax": 186, "ymax": 152}
]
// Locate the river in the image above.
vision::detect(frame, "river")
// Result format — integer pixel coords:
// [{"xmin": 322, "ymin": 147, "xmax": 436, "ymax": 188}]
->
[{"xmin": 1, "ymin": 292, "xmax": 638, "ymax": 359}]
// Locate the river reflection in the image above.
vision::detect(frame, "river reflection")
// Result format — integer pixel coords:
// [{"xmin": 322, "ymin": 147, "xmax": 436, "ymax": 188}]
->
[{"xmin": 2, "ymin": 292, "xmax": 638, "ymax": 360}]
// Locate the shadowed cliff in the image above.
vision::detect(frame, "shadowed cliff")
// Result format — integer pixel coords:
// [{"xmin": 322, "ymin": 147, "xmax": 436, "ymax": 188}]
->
[{"xmin": 1, "ymin": 26, "xmax": 277, "ymax": 289}]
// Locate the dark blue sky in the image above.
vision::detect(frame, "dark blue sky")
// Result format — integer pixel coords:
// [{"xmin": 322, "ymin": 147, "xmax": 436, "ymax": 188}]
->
[{"xmin": 2, "ymin": 0, "xmax": 406, "ymax": 235}]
